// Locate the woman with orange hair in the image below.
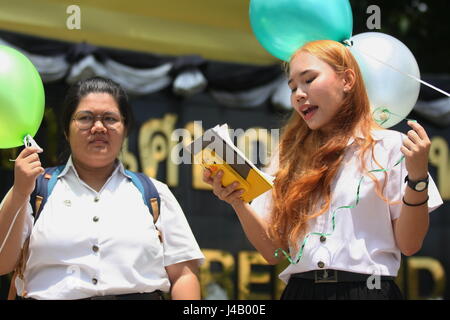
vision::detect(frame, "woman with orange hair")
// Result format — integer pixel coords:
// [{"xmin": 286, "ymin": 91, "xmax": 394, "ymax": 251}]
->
[{"xmin": 203, "ymin": 40, "xmax": 443, "ymax": 300}]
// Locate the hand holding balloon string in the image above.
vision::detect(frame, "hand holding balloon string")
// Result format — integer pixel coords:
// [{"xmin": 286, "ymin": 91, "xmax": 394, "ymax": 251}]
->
[
  {"xmin": 9, "ymin": 135, "xmax": 43, "ymax": 162},
  {"xmin": 0, "ymin": 45, "xmax": 45, "ymax": 253}
]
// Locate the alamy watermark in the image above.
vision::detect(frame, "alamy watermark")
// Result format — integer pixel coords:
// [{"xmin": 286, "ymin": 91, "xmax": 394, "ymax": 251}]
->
[
  {"xmin": 66, "ymin": 5, "xmax": 81, "ymax": 30},
  {"xmin": 170, "ymin": 121, "xmax": 279, "ymax": 167},
  {"xmin": 366, "ymin": 5, "xmax": 381, "ymax": 30},
  {"xmin": 366, "ymin": 265, "xmax": 383, "ymax": 290}
]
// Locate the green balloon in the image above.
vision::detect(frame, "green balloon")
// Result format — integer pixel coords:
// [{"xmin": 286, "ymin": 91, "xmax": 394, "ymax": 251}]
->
[{"xmin": 0, "ymin": 45, "xmax": 45, "ymax": 149}]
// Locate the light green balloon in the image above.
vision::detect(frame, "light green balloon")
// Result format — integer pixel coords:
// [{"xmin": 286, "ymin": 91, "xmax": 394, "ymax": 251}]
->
[{"xmin": 0, "ymin": 45, "xmax": 45, "ymax": 149}]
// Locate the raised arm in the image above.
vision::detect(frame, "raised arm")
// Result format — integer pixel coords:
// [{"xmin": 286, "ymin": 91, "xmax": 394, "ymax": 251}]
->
[
  {"xmin": 393, "ymin": 121, "xmax": 431, "ymax": 256},
  {"xmin": 0, "ymin": 147, "xmax": 43, "ymax": 274}
]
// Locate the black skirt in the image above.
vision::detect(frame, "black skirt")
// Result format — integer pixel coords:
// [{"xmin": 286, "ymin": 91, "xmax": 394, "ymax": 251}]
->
[{"xmin": 281, "ymin": 277, "xmax": 404, "ymax": 300}]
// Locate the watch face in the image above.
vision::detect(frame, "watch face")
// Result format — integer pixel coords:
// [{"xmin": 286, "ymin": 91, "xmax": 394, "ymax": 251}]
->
[{"xmin": 415, "ymin": 181, "xmax": 427, "ymax": 191}]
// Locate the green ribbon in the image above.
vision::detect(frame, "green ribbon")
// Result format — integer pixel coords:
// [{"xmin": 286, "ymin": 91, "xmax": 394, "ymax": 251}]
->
[{"xmin": 275, "ymin": 110, "xmax": 411, "ymax": 264}]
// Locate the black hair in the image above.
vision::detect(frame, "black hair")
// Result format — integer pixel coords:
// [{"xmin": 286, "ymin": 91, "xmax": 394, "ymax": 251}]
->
[
  {"xmin": 57, "ymin": 76, "xmax": 134, "ymax": 164},
  {"xmin": 61, "ymin": 76, "xmax": 134, "ymax": 137}
]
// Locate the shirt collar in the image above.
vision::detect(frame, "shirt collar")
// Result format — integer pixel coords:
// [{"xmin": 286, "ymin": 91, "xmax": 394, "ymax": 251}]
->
[
  {"xmin": 347, "ymin": 129, "xmax": 384, "ymax": 146},
  {"xmin": 58, "ymin": 156, "xmax": 131, "ymax": 179}
]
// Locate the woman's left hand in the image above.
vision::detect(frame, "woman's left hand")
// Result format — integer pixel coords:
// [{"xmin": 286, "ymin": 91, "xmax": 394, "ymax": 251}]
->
[{"xmin": 400, "ymin": 121, "xmax": 431, "ymax": 180}]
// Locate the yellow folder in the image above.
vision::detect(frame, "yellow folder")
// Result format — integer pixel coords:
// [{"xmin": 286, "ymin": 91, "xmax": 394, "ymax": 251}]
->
[{"xmin": 191, "ymin": 125, "xmax": 273, "ymax": 203}]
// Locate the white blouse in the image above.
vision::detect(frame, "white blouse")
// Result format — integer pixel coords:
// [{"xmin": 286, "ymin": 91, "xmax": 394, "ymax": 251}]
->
[
  {"xmin": 16, "ymin": 157, "xmax": 204, "ymax": 300},
  {"xmin": 251, "ymin": 129, "xmax": 443, "ymax": 283}
]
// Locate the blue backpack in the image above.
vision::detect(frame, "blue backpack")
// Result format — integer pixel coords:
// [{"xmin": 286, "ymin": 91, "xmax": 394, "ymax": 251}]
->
[{"xmin": 30, "ymin": 166, "xmax": 161, "ymax": 228}]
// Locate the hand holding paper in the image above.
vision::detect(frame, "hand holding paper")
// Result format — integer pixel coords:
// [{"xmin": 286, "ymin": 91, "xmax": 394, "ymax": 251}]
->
[{"xmin": 191, "ymin": 124, "xmax": 274, "ymax": 203}]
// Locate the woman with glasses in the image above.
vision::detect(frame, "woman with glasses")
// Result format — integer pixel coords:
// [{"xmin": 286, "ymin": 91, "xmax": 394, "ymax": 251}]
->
[{"xmin": 0, "ymin": 76, "xmax": 204, "ymax": 300}]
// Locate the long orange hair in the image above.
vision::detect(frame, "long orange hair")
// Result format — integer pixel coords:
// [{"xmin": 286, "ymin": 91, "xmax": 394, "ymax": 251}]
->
[{"xmin": 269, "ymin": 40, "xmax": 385, "ymax": 251}]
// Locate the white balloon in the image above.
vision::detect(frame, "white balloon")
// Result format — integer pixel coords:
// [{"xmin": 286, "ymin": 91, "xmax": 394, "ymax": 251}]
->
[{"xmin": 349, "ymin": 32, "xmax": 421, "ymax": 128}]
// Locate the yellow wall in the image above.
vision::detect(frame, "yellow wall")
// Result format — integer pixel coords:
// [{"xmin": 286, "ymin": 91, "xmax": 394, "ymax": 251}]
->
[{"xmin": 0, "ymin": 0, "xmax": 278, "ymax": 65}]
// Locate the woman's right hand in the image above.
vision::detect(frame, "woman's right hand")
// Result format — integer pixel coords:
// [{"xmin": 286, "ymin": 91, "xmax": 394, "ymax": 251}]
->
[
  {"xmin": 202, "ymin": 169, "xmax": 245, "ymax": 207},
  {"xmin": 13, "ymin": 147, "xmax": 45, "ymax": 198}
]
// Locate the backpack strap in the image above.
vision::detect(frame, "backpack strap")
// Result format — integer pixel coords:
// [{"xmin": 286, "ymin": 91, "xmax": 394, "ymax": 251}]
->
[
  {"xmin": 30, "ymin": 165, "xmax": 65, "ymax": 223},
  {"xmin": 125, "ymin": 170, "xmax": 161, "ymax": 223},
  {"xmin": 125, "ymin": 170, "xmax": 162, "ymax": 242}
]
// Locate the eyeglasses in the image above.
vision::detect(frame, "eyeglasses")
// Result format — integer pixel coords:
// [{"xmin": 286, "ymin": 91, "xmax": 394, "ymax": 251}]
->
[{"xmin": 72, "ymin": 111, "xmax": 124, "ymax": 130}]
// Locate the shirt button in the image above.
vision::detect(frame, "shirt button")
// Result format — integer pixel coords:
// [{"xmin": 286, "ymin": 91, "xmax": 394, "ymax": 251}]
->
[
  {"xmin": 93, "ymin": 216, "xmax": 99, "ymax": 222},
  {"xmin": 92, "ymin": 245, "xmax": 99, "ymax": 253},
  {"xmin": 92, "ymin": 278, "xmax": 98, "ymax": 285},
  {"xmin": 94, "ymin": 197, "xmax": 100, "ymax": 202},
  {"xmin": 320, "ymin": 236, "xmax": 327, "ymax": 243},
  {"xmin": 317, "ymin": 261, "xmax": 325, "ymax": 269}
]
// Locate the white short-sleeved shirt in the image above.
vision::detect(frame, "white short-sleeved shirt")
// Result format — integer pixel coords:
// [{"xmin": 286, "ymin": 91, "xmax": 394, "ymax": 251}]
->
[
  {"xmin": 16, "ymin": 157, "xmax": 204, "ymax": 300},
  {"xmin": 251, "ymin": 129, "xmax": 443, "ymax": 284}
]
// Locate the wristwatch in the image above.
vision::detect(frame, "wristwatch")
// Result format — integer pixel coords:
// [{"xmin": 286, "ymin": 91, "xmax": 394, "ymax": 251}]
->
[{"xmin": 404, "ymin": 175, "xmax": 429, "ymax": 192}]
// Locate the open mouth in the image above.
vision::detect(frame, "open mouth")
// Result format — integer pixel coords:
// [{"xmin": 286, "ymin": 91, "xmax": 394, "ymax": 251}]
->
[
  {"xmin": 302, "ymin": 105, "xmax": 318, "ymax": 116},
  {"xmin": 299, "ymin": 104, "xmax": 319, "ymax": 120}
]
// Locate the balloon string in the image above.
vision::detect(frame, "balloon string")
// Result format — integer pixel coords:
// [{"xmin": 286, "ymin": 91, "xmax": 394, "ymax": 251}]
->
[
  {"xmin": 274, "ymin": 110, "xmax": 407, "ymax": 264},
  {"xmin": 274, "ymin": 156, "xmax": 404, "ymax": 264},
  {"xmin": 346, "ymin": 40, "xmax": 450, "ymax": 98}
]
